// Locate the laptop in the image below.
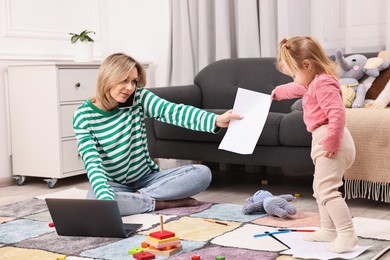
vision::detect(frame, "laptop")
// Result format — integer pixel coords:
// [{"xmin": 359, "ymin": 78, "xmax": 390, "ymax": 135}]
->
[{"xmin": 45, "ymin": 198, "xmax": 142, "ymax": 238}]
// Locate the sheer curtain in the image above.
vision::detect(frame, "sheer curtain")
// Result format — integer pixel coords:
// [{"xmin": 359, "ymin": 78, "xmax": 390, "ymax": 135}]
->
[{"xmin": 168, "ymin": 0, "xmax": 278, "ymax": 86}]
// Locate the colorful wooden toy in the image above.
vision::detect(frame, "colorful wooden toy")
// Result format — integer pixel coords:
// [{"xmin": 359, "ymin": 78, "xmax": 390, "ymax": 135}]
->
[
  {"xmin": 56, "ymin": 255, "xmax": 66, "ymax": 260},
  {"xmin": 133, "ymin": 251, "xmax": 155, "ymax": 260},
  {"xmin": 141, "ymin": 215, "xmax": 182, "ymax": 257},
  {"xmin": 191, "ymin": 255, "xmax": 201, "ymax": 260}
]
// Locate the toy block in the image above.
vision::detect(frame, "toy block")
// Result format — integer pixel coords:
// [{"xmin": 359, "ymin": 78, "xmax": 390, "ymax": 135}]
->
[
  {"xmin": 144, "ymin": 244, "xmax": 182, "ymax": 257},
  {"xmin": 128, "ymin": 247, "xmax": 144, "ymax": 255},
  {"xmin": 149, "ymin": 230, "xmax": 175, "ymax": 239},
  {"xmin": 144, "ymin": 239, "xmax": 180, "ymax": 249},
  {"xmin": 191, "ymin": 256, "xmax": 201, "ymax": 260},
  {"xmin": 49, "ymin": 222, "xmax": 55, "ymax": 227},
  {"xmin": 215, "ymin": 256, "xmax": 225, "ymax": 260},
  {"xmin": 141, "ymin": 241, "xmax": 149, "ymax": 248},
  {"xmin": 133, "ymin": 251, "xmax": 155, "ymax": 260},
  {"xmin": 145, "ymin": 235, "xmax": 179, "ymax": 245},
  {"xmin": 57, "ymin": 255, "xmax": 66, "ymax": 260}
]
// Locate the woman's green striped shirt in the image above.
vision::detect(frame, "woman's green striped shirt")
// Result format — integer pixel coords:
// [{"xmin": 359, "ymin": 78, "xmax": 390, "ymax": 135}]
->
[{"xmin": 73, "ymin": 88, "xmax": 218, "ymax": 200}]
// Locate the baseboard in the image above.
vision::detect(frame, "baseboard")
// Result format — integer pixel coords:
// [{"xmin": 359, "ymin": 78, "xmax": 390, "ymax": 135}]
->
[{"xmin": 0, "ymin": 177, "xmax": 14, "ymax": 188}]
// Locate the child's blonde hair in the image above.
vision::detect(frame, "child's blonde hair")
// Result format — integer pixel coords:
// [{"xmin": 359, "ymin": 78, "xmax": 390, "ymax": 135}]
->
[
  {"xmin": 93, "ymin": 53, "xmax": 146, "ymax": 110},
  {"xmin": 276, "ymin": 36, "xmax": 338, "ymax": 78}
]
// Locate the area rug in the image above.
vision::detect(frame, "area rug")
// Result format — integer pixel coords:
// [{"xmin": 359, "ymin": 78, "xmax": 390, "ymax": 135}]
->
[{"xmin": 0, "ymin": 198, "xmax": 389, "ymax": 260}]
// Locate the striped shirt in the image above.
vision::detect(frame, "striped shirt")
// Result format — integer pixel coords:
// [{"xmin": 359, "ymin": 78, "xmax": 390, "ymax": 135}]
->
[{"xmin": 73, "ymin": 88, "xmax": 218, "ymax": 200}]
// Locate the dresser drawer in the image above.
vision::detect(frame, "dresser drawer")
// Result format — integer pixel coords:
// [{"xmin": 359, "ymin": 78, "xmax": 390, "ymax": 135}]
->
[
  {"xmin": 59, "ymin": 68, "xmax": 98, "ymax": 102},
  {"xmin": 62, "ymin": 139, "xmax": 85, "ymax": 173},
  {"xmin": 60, "ymin": 104, "xmax": 81, "ymax": 138}
]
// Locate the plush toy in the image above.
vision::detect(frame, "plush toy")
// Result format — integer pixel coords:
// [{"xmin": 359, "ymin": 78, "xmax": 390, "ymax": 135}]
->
[
  {"xmin": 242, "ymin": 190, "xmax": 297, "ymax": 218},
  {"xmin": 335, "ymin": 48, "xmax": 368, "ymax": 108},
  {"xmin": 364, "ymin": 50, "xmax": 390, "ymax": 108}
]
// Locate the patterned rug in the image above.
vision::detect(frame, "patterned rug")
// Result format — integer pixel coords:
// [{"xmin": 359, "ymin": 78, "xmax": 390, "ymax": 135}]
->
[{"xmin": 0, "ymin": 198, "xmax": 389, "ymax": 260}]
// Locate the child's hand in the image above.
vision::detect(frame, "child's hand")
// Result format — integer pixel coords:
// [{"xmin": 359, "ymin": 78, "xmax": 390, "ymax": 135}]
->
[
  {"xmin": 216, "ymin": 109, "xmax": 242, "ymax": 128},
  {"xmin": 323, "ymin": 150, "xmax": 336, "ymax": 158},
  {"xmin": 270, "ymin": 90, "xmax": 276, "ymax": 100}
]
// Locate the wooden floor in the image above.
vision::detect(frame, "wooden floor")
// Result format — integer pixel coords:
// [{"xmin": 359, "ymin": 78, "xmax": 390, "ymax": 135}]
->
[{"xmin": 1, "ymin": 163, "xmax": 389, "ymax": 220}]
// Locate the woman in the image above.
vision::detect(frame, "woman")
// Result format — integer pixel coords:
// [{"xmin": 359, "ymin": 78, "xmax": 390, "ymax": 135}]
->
[{"xmin": 73, "ymin": 53, "xmax": 241, "ymax": 216}]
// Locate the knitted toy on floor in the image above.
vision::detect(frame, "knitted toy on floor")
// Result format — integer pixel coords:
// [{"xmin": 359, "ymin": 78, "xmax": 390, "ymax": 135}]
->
[{"xmin": 242, "ymin": 190, "xmax": 297, "ymax": 218}]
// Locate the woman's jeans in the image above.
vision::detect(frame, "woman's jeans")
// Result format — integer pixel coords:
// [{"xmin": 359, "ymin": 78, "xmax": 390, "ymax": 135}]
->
[{"xmin": 86, "ymin": 164, "xmax": 212, "ymax": 216}]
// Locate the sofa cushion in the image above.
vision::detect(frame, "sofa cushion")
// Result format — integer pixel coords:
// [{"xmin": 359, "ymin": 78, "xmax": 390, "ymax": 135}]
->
[
  {"xmin": 279, "ymin": 111, "xmax": 312, "ymax": 146},
  {"xmin": 153, "ymin": 110, "xmax": 284, "ymax": 146},
  {"xmin": 194, "ymin": 58, "xmax": 295, "ymax": 113}
]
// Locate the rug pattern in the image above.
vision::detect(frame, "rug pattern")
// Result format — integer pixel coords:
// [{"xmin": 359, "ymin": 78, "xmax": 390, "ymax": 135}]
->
[{"xmin": 0, "ymin": 199, "xmax": 389, "ymax": 260}]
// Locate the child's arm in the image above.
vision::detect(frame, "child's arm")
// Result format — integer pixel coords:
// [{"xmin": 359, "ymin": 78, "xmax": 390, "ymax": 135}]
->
[{"xmin": 272, "ymin": 82, "xmax": 306, "ymax": 100}]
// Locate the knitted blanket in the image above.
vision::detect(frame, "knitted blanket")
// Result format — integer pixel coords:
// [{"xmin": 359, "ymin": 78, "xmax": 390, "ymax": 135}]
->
[{"xmin": 345, "ymin": 108, "xmax": 390, "ymax": 203}]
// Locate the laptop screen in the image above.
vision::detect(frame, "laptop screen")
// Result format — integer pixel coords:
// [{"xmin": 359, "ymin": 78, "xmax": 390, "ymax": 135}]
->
[{"xmin": 45, "ymin": 198, "xmax": 142, "ymax": 238}]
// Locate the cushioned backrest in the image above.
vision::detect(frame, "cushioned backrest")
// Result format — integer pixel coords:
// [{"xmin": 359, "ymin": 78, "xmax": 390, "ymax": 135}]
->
[{"xmin": 194, "ymin": 58, "xmax": 295, "ymax": 113}]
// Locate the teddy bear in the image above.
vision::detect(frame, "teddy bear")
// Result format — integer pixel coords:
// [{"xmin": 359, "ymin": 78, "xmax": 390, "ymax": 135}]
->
[
  {"xmin": 242, "ymin": 190, "xmax": 297, "ymax": 218},
  {"xmin": 335, "ymin": 48, "xmax": 368, "ymax": 108},
  {"xmin": 364, "ymin": 50, "xmax": 390, "ymax": 108}
]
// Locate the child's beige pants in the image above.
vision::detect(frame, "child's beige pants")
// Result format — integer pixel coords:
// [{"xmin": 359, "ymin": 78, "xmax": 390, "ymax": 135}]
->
[{"xmin": 311, "ymin": 125, "xmax": 356, "ymax": 229}]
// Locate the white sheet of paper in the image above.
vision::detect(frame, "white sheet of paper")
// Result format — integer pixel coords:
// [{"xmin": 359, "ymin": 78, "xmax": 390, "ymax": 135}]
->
[
  {"xmin": 219, "ymin": 88, "xmax": 271, "ymax": 154},
  {"xmin": 277, "ymin": 227, "xmax": 371, "ymax": 259}
]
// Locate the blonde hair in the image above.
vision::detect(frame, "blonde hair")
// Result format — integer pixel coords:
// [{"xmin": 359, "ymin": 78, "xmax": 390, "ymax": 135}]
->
[
  {"xmin": 93, "ymin": 53, "xmax": 146, "ymax": 110},
  {"xmin": 276, "ymin": 36, "xmax": 338, "ymax": 78}
]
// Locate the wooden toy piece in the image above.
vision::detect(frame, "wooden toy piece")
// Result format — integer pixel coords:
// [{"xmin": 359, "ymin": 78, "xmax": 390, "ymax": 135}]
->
[
  {"xmin": 57, "ymin": 255, "xmax": 66, "ymax": 260},
  {"xmin": 128, "ymin": 247, "xmax": 144, "ymax": 255},
  {"xmin": 191, "ymin": 255, "xmax": 201, "ymax": 260},
  {"xmin": 145, "ymin": 235, "xmax": 179, "ymax": 246},
  {"xmin": 149, "ymin": 230, "xmax": 175, "ymax": 239},
  {"xmin": 215, "ymin": 256, "xmax": 225, "ymax": 260},
  {"xmin": 133, "ymin": 251, "xmax": 155, "ymax": 260},
  {"xmin": 141, "ymin": 241, "xmax": 149, "ymax": 248},
  {"xmin": 144, "ymin": 238, "xmax": 180, "ymax": 249},
  {"xmin": 144, "ymin": 236, "xmax": 180, "ymax": 248},
  {"xmin": 144, "ymin": 244, "xmax": 182, "ymax": 257},
  {"xmin": 49, "ymin": 222, "xmax": 55, "ymax": 227}
]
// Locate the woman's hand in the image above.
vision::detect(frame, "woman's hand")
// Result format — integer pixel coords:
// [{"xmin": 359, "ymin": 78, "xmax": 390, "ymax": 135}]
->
[{"xmin": 216, "ymin": 109, "xmax": 242, "ymax": 128}]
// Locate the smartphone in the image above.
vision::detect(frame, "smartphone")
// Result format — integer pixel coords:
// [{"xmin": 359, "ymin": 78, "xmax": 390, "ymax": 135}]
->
[{"xmin": 118, "ymin": 92, "xmax": 135, "ymax": 108}]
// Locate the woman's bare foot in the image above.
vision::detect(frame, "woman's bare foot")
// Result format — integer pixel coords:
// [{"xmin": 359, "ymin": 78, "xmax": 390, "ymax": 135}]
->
[{"xmin": 155, "ymin": 197, "xmax": 199, "ymax": 210}]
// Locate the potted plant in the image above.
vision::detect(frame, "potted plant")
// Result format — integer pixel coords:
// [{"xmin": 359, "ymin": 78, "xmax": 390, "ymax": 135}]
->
[{"xmin": 69, "ymin": 30, "xmax": 95, "ymax": 62}]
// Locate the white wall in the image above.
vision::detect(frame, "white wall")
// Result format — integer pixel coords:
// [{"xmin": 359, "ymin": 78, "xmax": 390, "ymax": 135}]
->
[
  {"xmin": 0, "ymin": 0, "xmax": 170, "ymax": 185},
  {"xmin": 101, "ymin": 0, "xmax": 170, "ymax": 87}
]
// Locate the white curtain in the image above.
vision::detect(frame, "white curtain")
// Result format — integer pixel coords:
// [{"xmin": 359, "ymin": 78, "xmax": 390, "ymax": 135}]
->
[{"xmin": 168, "ymin": 0, "xmax": 278, "ymax": 86}]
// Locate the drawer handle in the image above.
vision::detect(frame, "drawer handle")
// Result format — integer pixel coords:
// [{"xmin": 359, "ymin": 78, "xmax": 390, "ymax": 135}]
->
[{"xmin": 75, "ymin": 82, "xmax": 81, "ymax": 88}]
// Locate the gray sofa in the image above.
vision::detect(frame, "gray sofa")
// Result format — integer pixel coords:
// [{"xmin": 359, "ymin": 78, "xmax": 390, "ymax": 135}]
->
[{"xmin": 145, "ymin": 57, "xmax": 314, "ymax": 171}]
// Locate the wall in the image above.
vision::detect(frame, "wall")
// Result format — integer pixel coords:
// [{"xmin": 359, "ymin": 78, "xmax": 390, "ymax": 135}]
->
[
  {"xmin": 0, "ymin": 0, "xmax": 170, "ymax": 185},
  {"xmin": 0, "ymin": 0, "xmax": 388, "ymax": 185}
]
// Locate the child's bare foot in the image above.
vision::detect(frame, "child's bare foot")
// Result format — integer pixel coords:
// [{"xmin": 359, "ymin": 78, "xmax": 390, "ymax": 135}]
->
[{"xmin": 155, "ymin": 197, "xmax": 199, "ymax": 210}]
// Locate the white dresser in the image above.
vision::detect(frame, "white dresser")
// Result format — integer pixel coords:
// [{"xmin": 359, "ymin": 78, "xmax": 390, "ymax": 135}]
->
[{"xmin": 7, "ymin": 62, "xmax": 100, "ymax": 188}]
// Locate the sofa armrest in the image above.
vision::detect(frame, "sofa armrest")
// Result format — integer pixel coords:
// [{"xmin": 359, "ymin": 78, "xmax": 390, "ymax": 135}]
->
[{"xmin": 146, "ymin": 84, "xmax": 202, "ymax": 108}]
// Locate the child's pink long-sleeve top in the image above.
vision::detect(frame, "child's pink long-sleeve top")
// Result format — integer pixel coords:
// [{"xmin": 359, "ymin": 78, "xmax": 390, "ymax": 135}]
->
[{"xmin": 272, "ymin": 74, "xmax": 345, "ymax": 153}]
